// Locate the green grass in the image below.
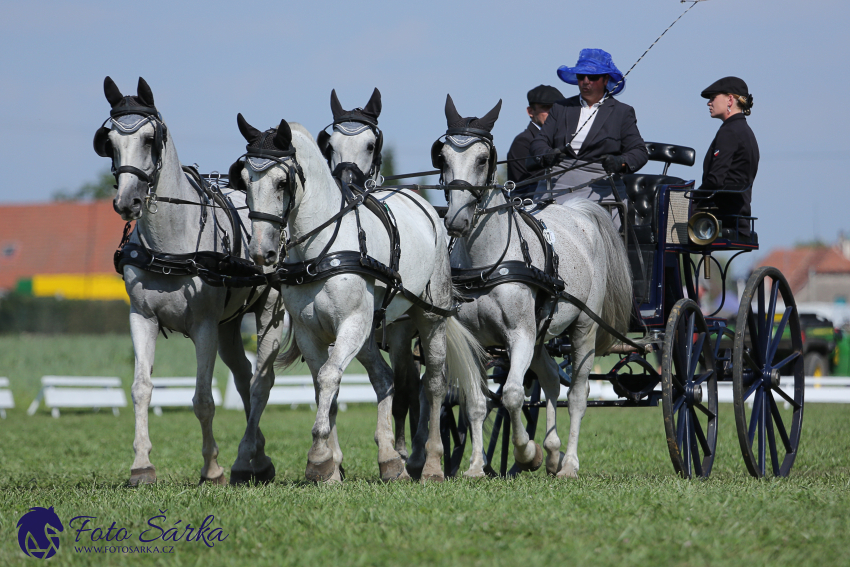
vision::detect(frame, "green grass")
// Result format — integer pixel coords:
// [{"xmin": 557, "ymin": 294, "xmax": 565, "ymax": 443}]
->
[{"xmin": 1, "ymin": 335, "xmax": 849, "ymax": 566}]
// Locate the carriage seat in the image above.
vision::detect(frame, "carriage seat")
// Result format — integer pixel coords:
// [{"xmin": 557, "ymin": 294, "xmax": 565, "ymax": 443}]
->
[
  {"xmin": 644, "ymin": 142, "xmax": 696, "ymax": 173},
  {"xmin": 622, "ymin": 174, "xmax": 685, "ymax": 244}
]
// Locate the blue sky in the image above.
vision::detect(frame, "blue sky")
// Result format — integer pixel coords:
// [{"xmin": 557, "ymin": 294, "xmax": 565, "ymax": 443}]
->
[{"xmin": 2, "ymin": 0, "xmax": 848, "ymax": 266}]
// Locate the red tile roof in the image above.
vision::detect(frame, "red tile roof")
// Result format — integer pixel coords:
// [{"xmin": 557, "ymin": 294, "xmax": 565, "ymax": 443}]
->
[
  {"xmin": 0, "ymin": 200, "xmax": 128, "ymax": 291},
  {"xmin": 756, "ymin": 247, "xmax": 850, "ymax": 294}
]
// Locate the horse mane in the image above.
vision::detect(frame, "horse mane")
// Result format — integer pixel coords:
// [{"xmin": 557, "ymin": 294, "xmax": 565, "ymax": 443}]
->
[{"xmin": 287, "ymin": 122, "xmax": 335, "ymax": 192}]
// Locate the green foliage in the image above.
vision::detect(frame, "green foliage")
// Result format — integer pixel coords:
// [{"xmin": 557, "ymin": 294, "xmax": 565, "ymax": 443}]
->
[
  {"xmin": 53, "ymin": 169, "xmax": 115, "ymax": 201},
  {"xmin": 0, "ymin": 293, "xmax": 130, "ymax": 334},
  {"xmin": 381, "ymin": 146, "xmax": 397, "ymax": 179}
]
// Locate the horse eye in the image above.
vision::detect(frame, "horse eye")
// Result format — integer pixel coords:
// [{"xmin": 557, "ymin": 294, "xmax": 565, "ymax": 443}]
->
[
  {"xmin": 277, "ymin": 179, "xmax": 287, "ymax": 190},
  {"xmin": 367, "ymin": 143, "xmax": 375, "ymax": 152}
]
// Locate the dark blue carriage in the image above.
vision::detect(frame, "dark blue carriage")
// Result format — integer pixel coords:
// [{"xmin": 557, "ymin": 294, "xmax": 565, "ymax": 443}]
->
[{"xmin": 442, "ymin": 142, "xmax": 804, "ymax": 479}]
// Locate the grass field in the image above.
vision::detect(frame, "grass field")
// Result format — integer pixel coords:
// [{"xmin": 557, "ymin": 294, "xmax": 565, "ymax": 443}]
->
[{"xmin": 1, "ymin": 335, "xmax": 849, "ymax": 566}]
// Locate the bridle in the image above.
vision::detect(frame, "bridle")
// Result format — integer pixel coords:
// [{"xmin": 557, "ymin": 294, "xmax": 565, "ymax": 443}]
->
[
  {"xmin": 432, "ymin": 122, "xmax": 499, "ymax": 221},
  {"xmin": 93, "ymin": 102, "xmax": 168, "ymax": 212},
  {"xmin": 317, "ymin": 110, "xmax": 384, "ymax": 185}
]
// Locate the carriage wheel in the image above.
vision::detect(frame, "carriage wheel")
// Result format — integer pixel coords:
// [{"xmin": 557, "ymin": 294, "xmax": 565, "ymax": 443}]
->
[
  {"xmin": 733, "ymin": 267, "xmax": 804, "ymax": 477},
  {"xmin": 661, "ymin": 298, "xmax": 718, "ymax": 479}
]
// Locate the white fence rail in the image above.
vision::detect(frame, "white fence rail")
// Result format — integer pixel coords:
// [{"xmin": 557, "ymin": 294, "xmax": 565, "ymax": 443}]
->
[
  {"xmin": 150, "ymin": 377, "xmax": 222, "ymax": 415},
  {"xmin": 28, "ymin": 376, "xmax": 127, "ymax": 418}
]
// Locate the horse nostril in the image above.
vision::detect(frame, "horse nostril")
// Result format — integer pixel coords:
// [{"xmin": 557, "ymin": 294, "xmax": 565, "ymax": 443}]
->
[
  {"xmin": 264, "ymin": 250, "xmax": 277, "ymax": 264},
  {"xmin": 131, "ymin": 198, "xmax": 142, "ymax": 210}
]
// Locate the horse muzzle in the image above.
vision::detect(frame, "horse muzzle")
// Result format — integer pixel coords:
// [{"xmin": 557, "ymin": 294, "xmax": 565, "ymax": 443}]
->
[{"xmin": 332, "ymin": 162, "xmax": 367, "ymax": 187}]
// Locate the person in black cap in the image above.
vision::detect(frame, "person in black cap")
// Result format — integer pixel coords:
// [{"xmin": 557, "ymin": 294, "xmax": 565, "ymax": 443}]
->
[
  {"xmin": 506, "ymin": 85, "xmax": 563, "ymax": 190},
  {"xmin": 527, "ymin": 49, "xmax": 648, "ymax": 228},
  {"xmin": 696, "ymin": 76, "xmax": 758, "ymax": 237}
]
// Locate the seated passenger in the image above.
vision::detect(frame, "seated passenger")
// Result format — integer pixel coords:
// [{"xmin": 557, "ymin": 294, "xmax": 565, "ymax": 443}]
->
[
  {"xmin": 696, "ymin": 76, "xmax": 759, "ymax": 237},
  {"xmin": 506, "ymin": 84, "xmax": 563, "ymax": 192},
  {"xmin": 527, "ymin": 48, "xmax": 648, "ymax": 228}
]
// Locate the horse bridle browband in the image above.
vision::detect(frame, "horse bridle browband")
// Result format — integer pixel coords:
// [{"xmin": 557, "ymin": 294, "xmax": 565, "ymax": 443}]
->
[{"xmin": 318, "ymin": 110, "xmax": 384, "ymax": 182}]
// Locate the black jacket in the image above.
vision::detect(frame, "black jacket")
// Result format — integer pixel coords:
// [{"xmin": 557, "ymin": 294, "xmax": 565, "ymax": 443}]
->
[
  {"xmin": 506, "ymin": 122, "xmax": 539, "ymax": 188},
  {"xmin": 530, "ymin": 95, "xmax": 648, "ymax": 173},
  {"xmin": 697, "ymin": 113, "xmax": 759, "ymax": 233}
]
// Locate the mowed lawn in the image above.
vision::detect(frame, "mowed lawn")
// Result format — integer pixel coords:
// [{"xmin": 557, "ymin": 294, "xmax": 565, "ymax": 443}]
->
[{"xmin": 1, "ymin": 335, "xmax": 849, "ymax": 567}]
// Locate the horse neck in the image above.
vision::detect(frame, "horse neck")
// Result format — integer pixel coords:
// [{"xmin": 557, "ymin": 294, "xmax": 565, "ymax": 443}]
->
[
  {"xmin": 453, "ymin": 190, "xmax": 522, "ymax": 267},
  {"xmin": 134, "ymin": 140, "xmax": 209, "ymax": 254},
  {"xmin": 285, "ymin": 170, "xmax": 345, "ymax": 262}
]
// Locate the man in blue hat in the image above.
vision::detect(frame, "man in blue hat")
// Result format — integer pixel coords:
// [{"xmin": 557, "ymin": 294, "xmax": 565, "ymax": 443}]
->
[
  {"xmin": 506, "ymin": 84, "xmax": 564, "ymax": 190},
  {"xmin": 527, "ymin": 49, "xmax": 648, "ymax": 227}
]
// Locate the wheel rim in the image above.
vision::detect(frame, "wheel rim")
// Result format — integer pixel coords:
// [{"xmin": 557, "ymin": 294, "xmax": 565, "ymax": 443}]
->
[
  {"xmin": 733, "ymin": 266, "xmax": 805, "ymax": 477},
  {"xmin": 661, "ymin": 298, "xmax": 719, "ymax": 479}
]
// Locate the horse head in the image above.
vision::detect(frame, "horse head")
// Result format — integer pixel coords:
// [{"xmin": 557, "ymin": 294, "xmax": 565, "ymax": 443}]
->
[
  {"xmin": 94, "ymin": 76, "xmax": 169, "ymax": 221},
  {"xmin": 435, "ymin": 94, "xmax": 501, "ymax": 237},
  {"xmin": 317, "ymin": 88, "xmax": 382, "ymax": 185},
  {"xmin": 232, "ymin": 113, "xmax": 296, "ymax": 266}
]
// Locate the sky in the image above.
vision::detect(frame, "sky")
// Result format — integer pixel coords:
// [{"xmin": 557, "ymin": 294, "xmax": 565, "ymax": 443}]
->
[{"xmin": 2, "ymin": 0, "xmax": 848, "ymax": 269}]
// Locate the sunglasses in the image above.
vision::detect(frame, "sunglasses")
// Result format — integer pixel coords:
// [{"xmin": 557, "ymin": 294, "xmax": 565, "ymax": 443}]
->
[{"xmin": 576, "ymin": 74, "xmax": 605, "ymax": 82}]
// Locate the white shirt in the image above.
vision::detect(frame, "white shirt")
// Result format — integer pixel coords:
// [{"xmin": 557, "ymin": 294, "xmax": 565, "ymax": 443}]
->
[{"xmin": 570, "ymin": 96, "xmax": 603, "ymax": 153}]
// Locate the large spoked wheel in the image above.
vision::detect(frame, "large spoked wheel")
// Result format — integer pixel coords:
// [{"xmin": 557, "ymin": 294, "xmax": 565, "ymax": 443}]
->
[
  {"xmin": 733, "ymin": 266, "xmax": 804, "ymax": 477},
  {"xmin": 661, "ymin": 299, "xmax": 718, "ymax": 479}
]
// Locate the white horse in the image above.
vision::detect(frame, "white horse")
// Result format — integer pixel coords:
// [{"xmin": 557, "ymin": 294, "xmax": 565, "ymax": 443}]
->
[
  {"xmin": 437, "ymin": 95, "xmax": 633, "ymax": 477},
  {"xmin": 316, "ymin": 87, "xmax": 422, "ymax": 460},
  {"xmin": 94, "ymin": 77, "xmax": 284, "ymax": 485},
  {"xmin": 233, "ymin": 113, "xmax": 487, "ymax": 482}
]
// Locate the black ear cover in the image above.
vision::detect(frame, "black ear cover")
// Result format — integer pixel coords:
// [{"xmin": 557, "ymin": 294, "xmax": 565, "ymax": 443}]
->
[
  {"xmin": 93, "ymin": 126, "xmax": 113, "ymax": 157},
  {"xmin": 330, "ymin": 89, "xmax": 344, "ymax": 120},
  {"xmin": 228, "ymin": 160, "xmax": 246, "ymax": 192},
  {"xmin": 317, "ymin": 130, "xmax": 332, "ymax": 161},
  {"xmin": 236, "ymin": 113, "xmax": 261, "ymax": 144},
  {"xmin": 104, "ymin": 76, "xmax": 123, "ymax": 107},
  {"xmin": 137, "ymin": 77, "xmax": 155, "ymax": 106},
  {"xmin": 273, "ymin": 119, "xmax": 292, "ymax": 151},
  {"xmin": 430, "ymin": 140, "xmax": 444, "ymax": 169}
]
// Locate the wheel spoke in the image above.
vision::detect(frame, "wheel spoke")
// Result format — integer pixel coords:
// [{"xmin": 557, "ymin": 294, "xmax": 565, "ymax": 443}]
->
[
  {"xmin": 743, "ymin": 378, "xmax": 762, "ymax": 402},
  {"xmin": 759, "ymin": 392, "xmax": 767, "ymax": 476},
  {"xmin": 746, "ymin": 310, "xmax": 763, "ymax": 367},
  {"xmin": 689, "ymin": 410, "xmax": 703, "ymax": 477},
  {"xmin": 747, "ymin": 387, "xmax": 763, "ymax": 445},
  {"xmin": 763, "ymin": 280, "xmax": 779, "ymax": 358},
  {"xmin": 691, "ymin": 408, "xmax": 712, "ymax": 456},
  {"xmin": 765, "ymin": 398, "xmax": 781, "ymax": 476},
  {"xmin": 673, "ymin": 394, "xmax": 686, "ymax": 414},
  {"xmin": 757, "ymin": 280, "xmax": 767, "ymax": 355},
  {"xmin": 694, "ymin": 369, "xmax": 714, "ymax": 387},
  {"xmin": 771, "ymin": 383, "xmax": 801, "ymax": 410},
  {"xmin": 676, "ymin": 402, "xmax": 686, "ymax": 454},
  {"xmin": 689, "ymin": 332, "xmax": 706, "ymax": 379},
  {"xmin": 767, "ymin": 309, "xmax": 792, "ymax": 364},
  {"xmin": 768, "ymin": 390, "xmax": 794, "ymax": 453},
  {"xmin": 694, "ymin": 402, "xmax": 716, "ymax": 419},
  {"xmin": 682, "ymin": 409, "xmax": 692, "ymax": 478},
  {"xmin": 685, "ymin": 313, "xmax": 696, "ymax": 380},
  {"xmin": 772, "ymin": 351, "xmax": 801, "ymax": 373}
]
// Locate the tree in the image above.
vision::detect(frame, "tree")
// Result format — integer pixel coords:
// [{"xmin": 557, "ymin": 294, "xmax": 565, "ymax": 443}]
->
[{"xmin": 52, "ymin": 170, "xmax": 115, "ymax": 201}]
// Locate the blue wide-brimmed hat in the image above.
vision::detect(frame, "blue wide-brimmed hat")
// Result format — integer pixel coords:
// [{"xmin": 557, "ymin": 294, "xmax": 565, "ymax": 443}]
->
[{"xmin": 557, "ymin": 48, "xmax": 626, "ymax": 96}]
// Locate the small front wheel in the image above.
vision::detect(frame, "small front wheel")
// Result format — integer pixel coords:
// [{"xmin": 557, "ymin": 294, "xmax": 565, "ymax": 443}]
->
[{"xmin": 661, "ymin": 298, "xmax": 719, "ymax": 479}]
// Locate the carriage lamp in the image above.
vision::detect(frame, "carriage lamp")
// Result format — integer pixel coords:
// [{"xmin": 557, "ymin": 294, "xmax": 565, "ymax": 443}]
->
[{"xmin": 688, "ymin": 211, "xmax": 721, "ymax": 246}]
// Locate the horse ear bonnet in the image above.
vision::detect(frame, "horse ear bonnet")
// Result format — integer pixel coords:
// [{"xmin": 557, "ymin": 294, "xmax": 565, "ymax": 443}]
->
[
  {"xmin": 317, "ymin": 130, "xmax": 332, "ymax": 160},
  {"xmin": 228, "ymin": 160, "xmax": 246, "ymax": 192},
  {"xmin": 93, "ymin": 126, "xmax": 113, "ymax": 157},
  {"xmin": 94, "ymin": 76, "xmax": 168, "ymax": 160},
  {"xmin": 432, "ymin": 95, "xmax": 501, "ymax": 182}
]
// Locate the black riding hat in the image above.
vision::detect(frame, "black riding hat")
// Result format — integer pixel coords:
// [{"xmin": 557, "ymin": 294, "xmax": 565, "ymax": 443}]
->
[
  {"xmin": 527, "ymin": 85, "xmax": 564, "ymax": 106},
  {"xmin": 701, "ymin": 76, "xmax": 750, "ymax": 99}
]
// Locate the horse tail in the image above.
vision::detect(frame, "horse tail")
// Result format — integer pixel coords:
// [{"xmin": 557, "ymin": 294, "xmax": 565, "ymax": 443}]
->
[
  {"xmin": 564, "ymin": 199, "xmax": 633, "ymax": 353},
  {"xmin": 445, "ymin": 297, "xmax": 489, "ymax": 409},
  {"xmin": 275, "ymin": 313, "xmax": 302, "ymax": 371}
]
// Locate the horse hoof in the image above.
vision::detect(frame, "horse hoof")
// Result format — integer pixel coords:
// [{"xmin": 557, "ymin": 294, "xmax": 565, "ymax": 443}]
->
[
  {"xmin": 199, "ymin": 473, "xmax": 228, "ymax": 486},
  {"xmin": 306, "ymin": 459, "xmax": 337, "ymax": 483},
  {"xmin": 405, "ymin": 463, "xmax": 424, "ymax": 481},
  {"xmin": 462, "ymin": 469, "xmax": 487, "ymax": 480},
  {"xmin": 253, "ymin": 462, "xmax": 276, "ymax": 485},
  {"xmin": 547, "ymin": 451, "xmax": 567, "ymax": 477},
  {"xmin": 556, "ymin": 462, "xmax": 579, "ymax": 479},
  {"xmin": 128, "ymin": 466, "xmax": 156, "ymax": 487},
  {"xmin": 379, "ymin": 457, "xmax": 410, "ymax": 482},
  {"xmin": 420, "ymin": 472, "xmax": 445, "ymax": 483},
  {"xmin": 515, "ymin": 442, "xmax": 544, "ymax": 472},
  {"xmin": 229, "ymin": 468, "xmax": 253, "ymax": 486}
]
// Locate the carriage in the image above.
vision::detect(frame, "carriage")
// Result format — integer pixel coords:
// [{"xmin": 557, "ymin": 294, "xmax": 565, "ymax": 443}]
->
[{"xmin": 439, "ymin": 142, "xmax": 804, "ymax": 479}]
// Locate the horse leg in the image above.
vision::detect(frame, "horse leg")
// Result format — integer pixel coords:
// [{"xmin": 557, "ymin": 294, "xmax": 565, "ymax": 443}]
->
[
  {"xmin": 304, "ymin": 322, "xmax": 366, "ymax": 483},
  {"xmin": 386, "ymin": 319, "xmax": 419, "ymax": 461},
  {"xmin": 529, "ymin": 350, "xmax": 565, "ymax": 476},
  {"xmin": 558, "ymin": 325, "xmax": 595, "ymax": 478},
  {"xmin": 128, "ymin": 309, "xmax": 158, "ymax": 486},
  {"xmin": 191, "ymin": 320, "xmax": 226, "ymax": 485},
  {"xmin": 503, "ymin": 336, "xmax": 544, "ymax": 472},
  {"xmin": 408, "ymin": 311, "xmax": 448, "ymax": 482},
  {"xmin": 229, "ymin": 289, "xmax": 284, "ymax": 485},
  {"xmin": 356, "ymin": 335, "xmax": 409, "ymax": 482}
]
